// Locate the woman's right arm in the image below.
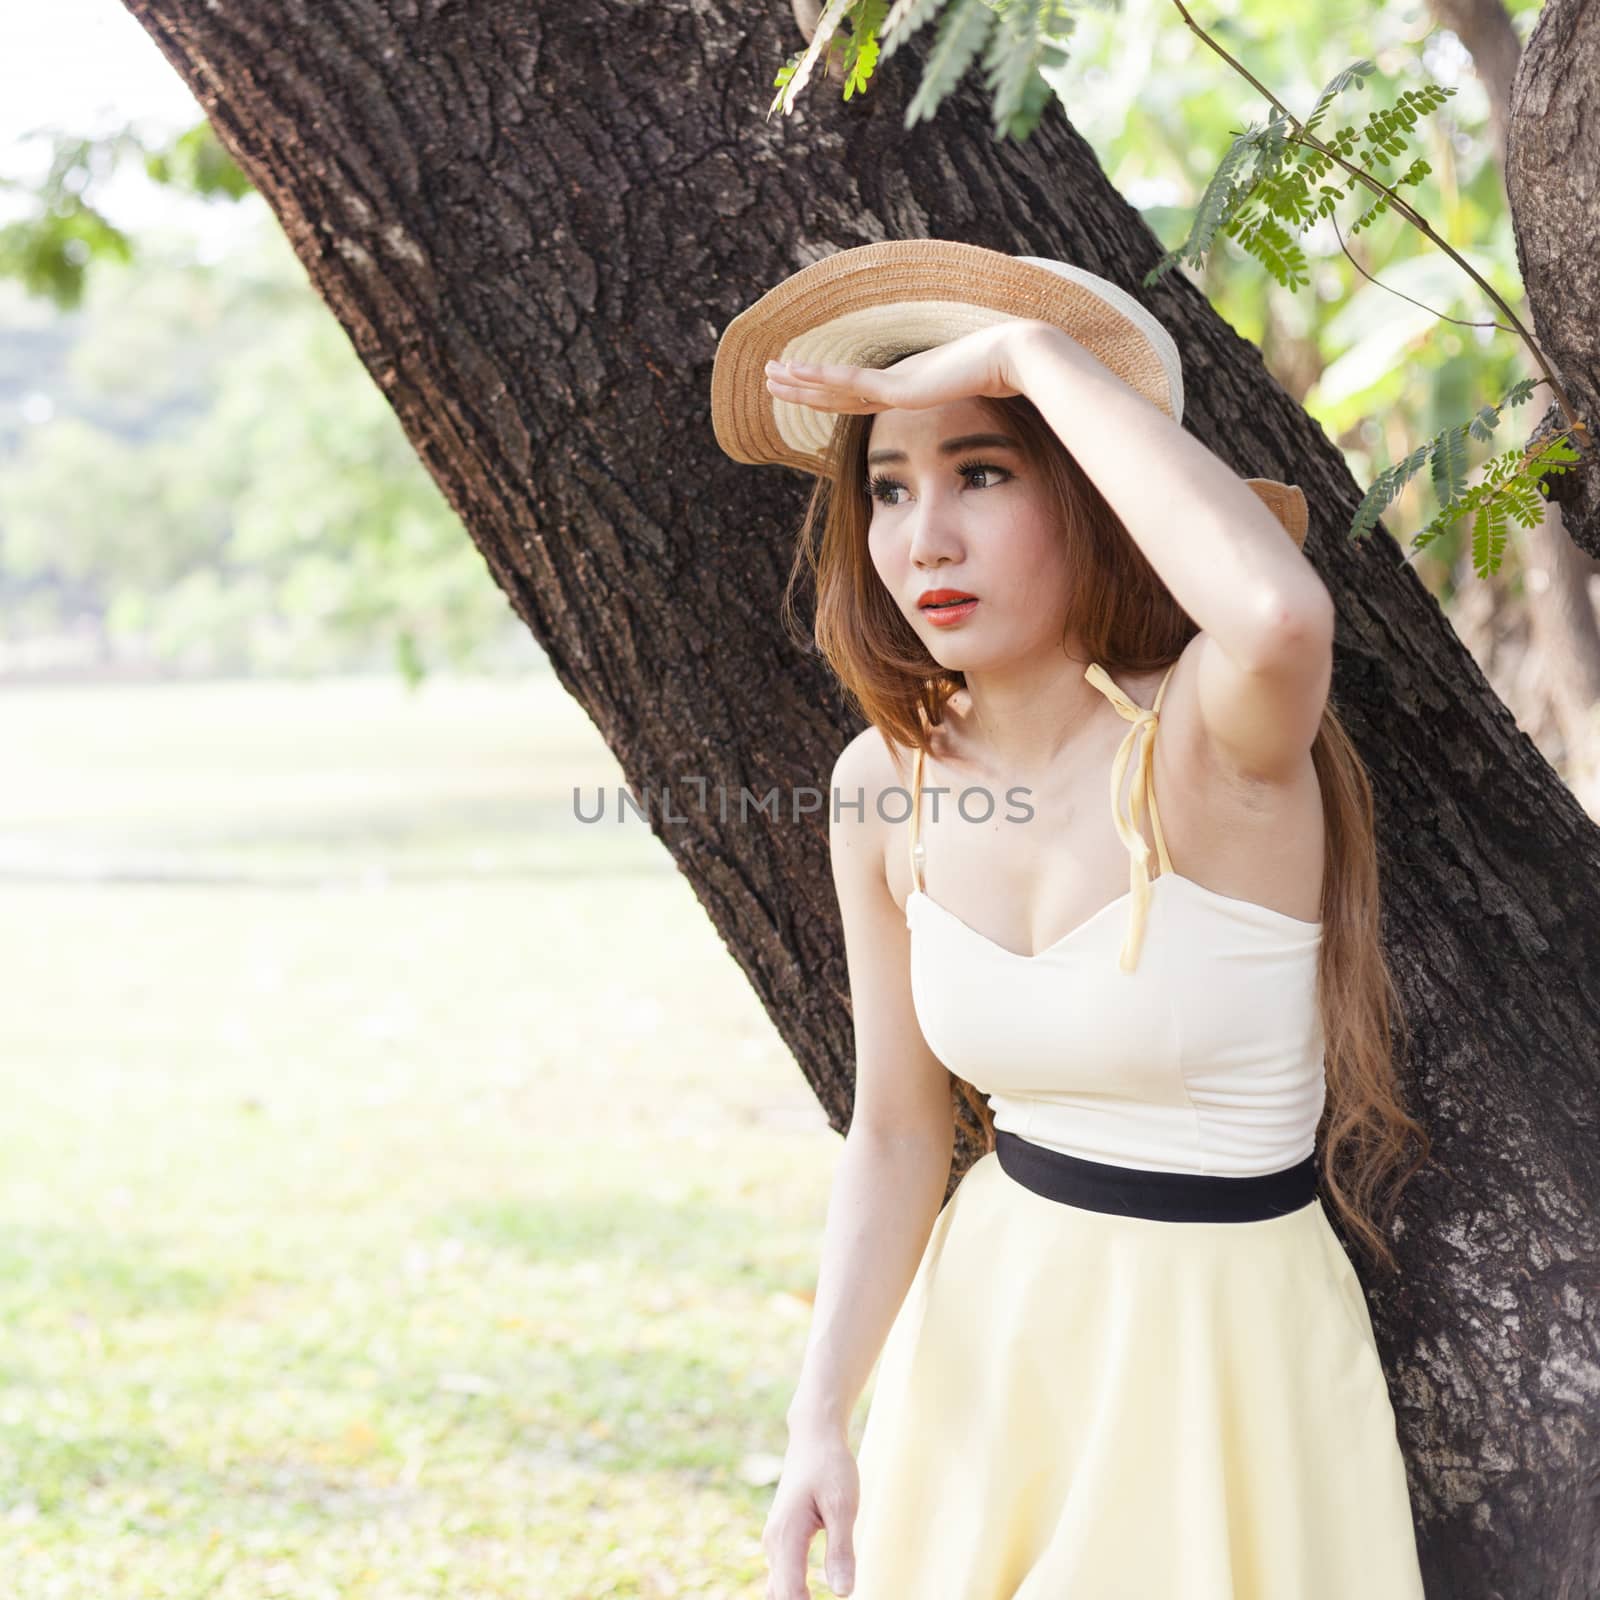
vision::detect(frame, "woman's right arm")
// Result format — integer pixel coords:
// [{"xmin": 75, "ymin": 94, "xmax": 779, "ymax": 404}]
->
[
  {"xmin": 787, "ymin": 724, "xmax": 956, "ymax": 1433},
  {"xmin": 763, "ymin": 727, "xmax": 956, "ymax": 1599}
]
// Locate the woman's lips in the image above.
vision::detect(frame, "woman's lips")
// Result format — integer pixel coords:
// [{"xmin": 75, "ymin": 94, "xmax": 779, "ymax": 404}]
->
[{"xmin": 920, "ymin": 598, "xmax": 979, "ymax": 627}]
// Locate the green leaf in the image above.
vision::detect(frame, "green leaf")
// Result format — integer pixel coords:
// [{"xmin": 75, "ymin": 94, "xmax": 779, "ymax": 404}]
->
[
  {"xmin": 981, "ymin": 0, "xmax": 1076, "ymax": 141},
  {"xmin": 878, "ymin": 0, "xmax": 952, "ymax": 65},
  {"xmin": 1398, "ymin": 419, "xmax": 1580, "ymax": 574},
  {"xmin": 767, "ymin": 0, "xmax": 855, "ymax": 119},
  {"xmin": 1350, "ymin": 440, "xmax": 1431, "ymax": 543},
  {"xmin": 1467, "ymin": 402, "xmax": 1501, "ymax": 443},
  {"xmin": 903, "ymin": 0, "xmax": 997, "ymax": 128},
  {"xmin": 1302, "ymin": 59, "xmax": 1377, "ymax": 142},
  {"xmin": 841, "ymin": 0, "xmax": 890, "ymax": 100},
  {"xmin": 1428, "ymin": 424, "xmax": 1470, "ymax": 511}
]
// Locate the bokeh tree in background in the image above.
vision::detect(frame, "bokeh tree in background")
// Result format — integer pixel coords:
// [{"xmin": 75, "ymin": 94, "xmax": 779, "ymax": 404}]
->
[{"xmin": 0, "ymin": 123, "xmax": 537, "ymax": 682}]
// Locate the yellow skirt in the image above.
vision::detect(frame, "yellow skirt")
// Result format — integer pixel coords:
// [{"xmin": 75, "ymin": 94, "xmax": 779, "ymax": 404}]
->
[{"xmin": 850, "ymin": 1144, "xmax": 1426, "ymax": 1599}]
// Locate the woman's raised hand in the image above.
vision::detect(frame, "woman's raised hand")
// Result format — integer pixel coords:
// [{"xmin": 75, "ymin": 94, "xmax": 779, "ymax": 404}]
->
[{"xmin": 764, "ymin": 318, "xmax": 1058, "ymax": 417}]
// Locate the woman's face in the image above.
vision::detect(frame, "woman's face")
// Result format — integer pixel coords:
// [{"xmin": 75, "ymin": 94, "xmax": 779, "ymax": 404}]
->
[{"xmin": 864, "ymin": 398, "xmax": 1071, "ymax": 671}]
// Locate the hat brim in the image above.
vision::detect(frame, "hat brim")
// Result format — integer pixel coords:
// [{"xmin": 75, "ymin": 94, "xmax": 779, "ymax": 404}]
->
[
  {"xmin": 1240, "ymin": 479, "xmax": 1309, "ymax": 549},
  {"xmin": 711, "ymin": 240, "xmax": 1179, "ymax": 472},
  {"xmin": 711, "ymin": 240, "xmax": 1309, "ymax": 549}
]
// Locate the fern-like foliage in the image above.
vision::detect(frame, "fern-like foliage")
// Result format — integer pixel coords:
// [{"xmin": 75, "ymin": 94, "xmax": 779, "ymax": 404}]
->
[
  {"xmin": 905, "ymin": 0, "xmax": 999, "ymax": 128},
  {"xmin": 768, "ymin": 0, "xmax": 856, "ymax": 121},
  {"xmin": 842, "ymin": 0, "xmax": 890, "ymax": 100},
  {"xmin": 1141, "ymin": 119, "xmax": 1267, "ymax": 287},
  {"xmin": 1142, "ymin": 66, "xmax": 1456, "ymax": 286},
  {"xmin": 1350, "ymin": 379, "xmax": 1582, "ymax": 574},
  {"xmin": 771, "ymin": 0, "xmax": 892, "ymax": 112},
  {"xmin": 1223, "ymin": 207, "xmax": 1309, "ymax": 291},
  {"xmin": 1301, "ymin": 58, "xmax": 1377, "ymax": 142},
  {"xmin": 777, "ymin": 0, "xmax": 1077, "ymax": 139},
  {"xmin": 877, "ymin": 0, "xmax": 952, "ymax": 65},
  {"xmin": 982, "ymin": 1, "xmax": 1077, "ymax": 142}
]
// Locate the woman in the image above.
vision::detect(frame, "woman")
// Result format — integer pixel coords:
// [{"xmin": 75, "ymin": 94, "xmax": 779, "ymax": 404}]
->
[{"xmin": 709, "ymin": 240, "xmax": 1432, "ymax": 1600}]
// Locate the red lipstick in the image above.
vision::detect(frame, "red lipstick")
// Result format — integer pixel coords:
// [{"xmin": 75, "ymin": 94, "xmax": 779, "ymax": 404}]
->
[{"xmin": 917, "ymin": 587, "xmax": 979, "ymax": 627}]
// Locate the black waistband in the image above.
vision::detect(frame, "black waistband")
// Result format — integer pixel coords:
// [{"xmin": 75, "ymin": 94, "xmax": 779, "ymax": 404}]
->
[{"xmin": 994, "ymin": 1129, "xmax": 1318, "ymax": 1222}]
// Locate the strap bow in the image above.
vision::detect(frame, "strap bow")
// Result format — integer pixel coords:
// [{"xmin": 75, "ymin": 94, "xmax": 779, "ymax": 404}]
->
[{"xmin": 1083, "ymin": 663, "xmax": 1173, "ymax": 973}]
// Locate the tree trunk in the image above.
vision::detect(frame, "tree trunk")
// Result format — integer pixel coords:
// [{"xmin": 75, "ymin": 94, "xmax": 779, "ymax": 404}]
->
[
  {"xmin": 1506, "ymin": 0, "xmax": 1600, "ymax": 554},
  {"xmin": 1432, "ymin": 0, "xmax": 1600, "ymax": 819},
  {"xmin": 119, "ymin": 1, "xmax": 1600, "ymax": 1590}
]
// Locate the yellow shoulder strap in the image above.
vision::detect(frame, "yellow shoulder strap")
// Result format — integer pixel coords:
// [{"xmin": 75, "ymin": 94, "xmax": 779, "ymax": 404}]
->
[
  {"xmin": 909, "ymin": 744, "xmax": 927, "ymax": 893},
  {"xmin": 1081, "ymin": 658, "xmax": 1181, "ymax": 972}
]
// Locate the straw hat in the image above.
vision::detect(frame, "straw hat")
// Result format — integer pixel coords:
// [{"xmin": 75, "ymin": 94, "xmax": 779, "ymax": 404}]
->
[{"xmin": 710, "ymin": 239, "xmax": 1309, "ymax": 548}]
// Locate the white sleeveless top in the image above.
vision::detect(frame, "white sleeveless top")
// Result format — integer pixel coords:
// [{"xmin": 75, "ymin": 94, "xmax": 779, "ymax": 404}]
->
[{"xmin": 905, "ymin": 658, "xmax": 1326, "ymax": 1178}]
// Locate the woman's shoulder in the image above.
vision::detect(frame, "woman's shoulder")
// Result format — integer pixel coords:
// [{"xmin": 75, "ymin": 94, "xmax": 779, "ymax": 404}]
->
[
  {"xmin": 832, "ymin": 722, "xmax": 907, "ymax": 801},
  {"xmin": 827, "ymin": 728, "xmax": 898, "ymax": 895},
  {"xmin": 838, "ymin": 699, "xmax": 970, "ymax": 788}
]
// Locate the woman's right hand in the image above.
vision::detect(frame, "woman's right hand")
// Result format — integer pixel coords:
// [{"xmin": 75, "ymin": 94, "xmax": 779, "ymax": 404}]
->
[{"xmin": 761, "ymin": 1421, "xmax": 860, "ymax": 1599}]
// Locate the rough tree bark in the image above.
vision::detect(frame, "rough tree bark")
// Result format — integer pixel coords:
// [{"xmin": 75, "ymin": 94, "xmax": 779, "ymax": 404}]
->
[
  {"xmin": 120, "ymin": 1, "xmax": 1600, "ymax": 1592},
  {"xmin": 1507, "ymin": 0, "xmax": 1599, "ymax": 555},
  {"xmin": 1433, "ymin": 0, "xmax": 1600, "ymax": 812}
]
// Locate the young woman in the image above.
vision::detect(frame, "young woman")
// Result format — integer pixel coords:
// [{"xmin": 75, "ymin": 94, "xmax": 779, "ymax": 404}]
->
[{"xmin": 709, "ymin": 239, "xmax": 1432, "ymax": 1600}]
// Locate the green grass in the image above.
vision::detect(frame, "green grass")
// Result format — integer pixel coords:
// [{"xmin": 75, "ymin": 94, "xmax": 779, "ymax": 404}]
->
[{"xmin": 0, "ymin": 673, "xmax": 853, "ymax": 1598}]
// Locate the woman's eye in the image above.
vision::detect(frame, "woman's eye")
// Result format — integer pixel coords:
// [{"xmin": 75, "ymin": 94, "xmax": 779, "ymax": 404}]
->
[{"xmin": 864, "ymin": 460, "xmax": 1011, "ymax": 505}]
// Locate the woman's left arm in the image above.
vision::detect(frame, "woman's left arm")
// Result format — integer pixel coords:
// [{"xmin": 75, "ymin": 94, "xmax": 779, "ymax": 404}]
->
[{"xmin": 1011, "ymin": 321, "xmax": 1334, "ymax": 780}]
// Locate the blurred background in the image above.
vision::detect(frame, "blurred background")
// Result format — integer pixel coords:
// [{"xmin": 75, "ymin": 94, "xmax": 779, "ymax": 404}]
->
[{"xmin": 0, "ymin": 0, "xmax": 1583, "ymax": 1594}]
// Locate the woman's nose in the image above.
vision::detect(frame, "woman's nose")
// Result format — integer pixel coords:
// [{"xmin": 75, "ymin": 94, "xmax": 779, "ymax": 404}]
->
[{"xmin": 908, "ymin": 516, "xmax": 961, "ymax": 565}]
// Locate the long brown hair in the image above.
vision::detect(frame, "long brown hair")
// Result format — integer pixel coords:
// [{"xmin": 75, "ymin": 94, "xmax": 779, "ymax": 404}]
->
[{"xmin": 781, "ymin": 386, "xmax": 1431, "ymax": 1276}]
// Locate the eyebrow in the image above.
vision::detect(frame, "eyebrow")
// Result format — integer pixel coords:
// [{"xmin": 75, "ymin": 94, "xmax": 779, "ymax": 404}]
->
[{"xmin": 865, "ymin": 432, "xmax": 1023, "ymax": 466}]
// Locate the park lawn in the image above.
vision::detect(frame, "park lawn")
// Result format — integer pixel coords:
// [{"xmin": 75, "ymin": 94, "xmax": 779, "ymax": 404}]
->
[{"xmin": 0, "ymin": 674, "xmax": 853, "ymax": 1599}]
